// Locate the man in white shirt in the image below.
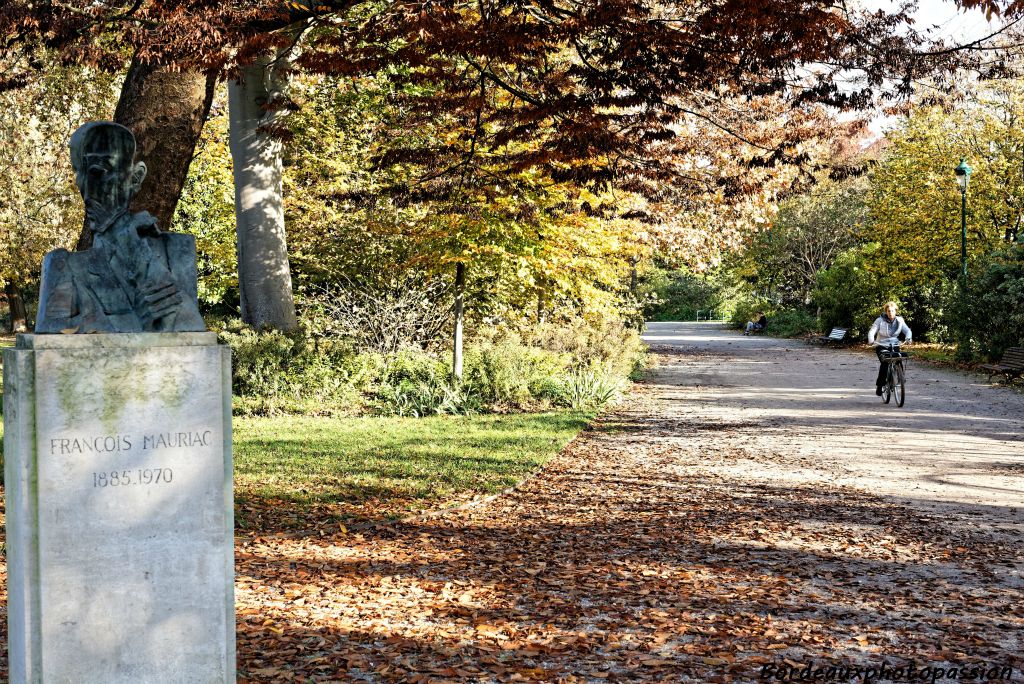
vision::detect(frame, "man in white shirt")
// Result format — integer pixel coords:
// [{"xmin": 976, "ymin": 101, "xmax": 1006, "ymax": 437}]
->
[{"xmin": 867, "ymin": 301, "xmax": 912, "ymax": 396}]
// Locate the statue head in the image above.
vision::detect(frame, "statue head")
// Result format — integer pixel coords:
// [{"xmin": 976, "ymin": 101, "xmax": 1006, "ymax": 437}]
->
[{"xmin": 70, "ymin": 122, "xmax": 147, "ymax": 232}]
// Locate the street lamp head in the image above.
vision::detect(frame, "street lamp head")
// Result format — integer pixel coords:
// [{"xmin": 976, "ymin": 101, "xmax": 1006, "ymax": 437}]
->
[{"xmin": 954, "ymin": 158, "xmax": 972, "ymax": 192}]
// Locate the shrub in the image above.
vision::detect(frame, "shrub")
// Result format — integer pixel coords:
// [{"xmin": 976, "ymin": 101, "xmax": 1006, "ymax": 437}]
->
[
  {"xmin": 553, "ymin": 365, "xmax": 624, "ymax": 410},
  {"xmin": 729, "ymin": 295, "xmax": 774, "ymax": 330},
  {"xmin": 338, "ymin": 352, "xmax": 389, "ymax": 393},
  {"xmin": 214, "ymin": 310, "xmax": 645, "ymax": 417},
  {"xmin": 963, "ymin": 244, "xmax": 1024, "ymax": 360},
  {"xmin": 375, "ymin": 376, "xmax": 482, "ymax": 417},
  {"xmin": 642, "ymin": 267, "xmax": 726, "ymax": 322},
  {"xmin": 524, "ymin": 316, "xmax": 646, "ymax": 379},
  {"xmin": 766, "ymin": 308, "xmax": 819, "ymax": 338},
  {"xmin": 220, "ymin": 325, "xmax": 295, "ymax": 398},
  {"xmin": 373, "ymin": 349, "xmax": 485, "ymax": 416},
  {"xmin": 463, "ymin": 332, "xmax": 568, "ymax": 408},
  {"xmin": 218, "ymin": 323, "xmax": 360, "ymax": 416},
  {"xmin": 812, "ymin": 244, "xmax": 887, "ymax": 338},
  {"xmin": 377, "ymin": 349, "xmax": 449, "ymax": 387},
  {"xmin": 896, "ymin": 280, "xmax": 957, "ymax": 344},
  {"xmin": 727, "ymin": 296, "xmax": 817, "ymax": 338}
]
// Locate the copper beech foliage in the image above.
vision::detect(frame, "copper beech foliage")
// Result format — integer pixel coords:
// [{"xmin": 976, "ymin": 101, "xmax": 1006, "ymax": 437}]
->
[{"xmin": 1, "ymin": 0, "xmax": 1020, "ymax": 199}]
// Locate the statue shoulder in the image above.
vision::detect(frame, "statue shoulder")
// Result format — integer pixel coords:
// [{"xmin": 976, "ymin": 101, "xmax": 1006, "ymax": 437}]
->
[
  {"xmin": 42, "ymin": 247, "xmax": 72, "ymax": 268},
  {"xmin": 40, "ymin": 247, "xmax": 92, "ymax": 281}
]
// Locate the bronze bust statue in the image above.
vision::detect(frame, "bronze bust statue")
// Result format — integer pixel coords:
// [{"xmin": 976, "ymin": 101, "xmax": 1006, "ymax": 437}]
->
[{"xmin": 35, "ymin": 122, "xmax": 205, "ymax": 334}]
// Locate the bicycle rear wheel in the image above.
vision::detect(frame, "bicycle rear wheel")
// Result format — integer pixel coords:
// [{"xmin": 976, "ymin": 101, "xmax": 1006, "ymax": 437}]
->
[
  {"xmin": 882, "ymin": 370, "xmax": 892, "ymax": 404},
  {"xmin": 894, "ymin": 363, "xmax": 905, "ymax": 407}
]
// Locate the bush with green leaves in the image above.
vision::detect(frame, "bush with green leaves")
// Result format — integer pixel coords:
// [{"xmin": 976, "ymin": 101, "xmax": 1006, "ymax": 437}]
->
[
  {"xmin": 963, "ymin": 244, "xmax": 1024, "ymax": 360},
  {"xmin": 216, "ymin": 309, "xmax": 646, "ymax": 417},
  {"xmin": 375, "ymin": 376, "xmax": 482, "ymax": 417},
  {"xmin": 726, "ymin": 296, "xmax": 817, "ymax": 338},
  {"xmin": 765, "ymin": 308, "xmax": 819, "ymax": 337},
  {"xmin": 642, "ymin": 267, "xmax": 727, "ymax": 322},
  {"xmin": 217, "ymin": 323, "xmax": 360, "ymax": 416},
  {"xmin": 373, "ymin": 350, "xmax": 483, "ymax": 416},
  {"xmin": 898, "ymin": 280, "xmax": 958, "ymax": 344},
  {"xmin": 812, "ymin": 243, "xmax": 888, "ymax": 338},
  {"xmin": 463, "ymin": 332, "xmax": 568, "ymax": 408},
  {"xmin": 376, "ymin": 349, "xmax": 448, "ymax": 388},
  {"xmin": 728, "ymin": 295, "xmax": 774, "ymax": 331},
  {"xmin": 553, "ymin": 365, "xmax": 624, "ymax": 410},
  {"xmin": 523, "ymin": 315, "xmax": 646, "ymax": 379}
]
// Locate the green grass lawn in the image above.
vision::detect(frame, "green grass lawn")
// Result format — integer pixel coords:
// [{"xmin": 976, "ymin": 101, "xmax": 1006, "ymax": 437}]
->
[
  {"xmin": 909, "ymin": 342, "xmax": 957, "ymax": 365},
  {"xmin": 233, "ymin": 412, "xmax": 591, "ymax": 507},
  {"xmin": 1, "ymin": 410, "xmax": 593, "ymax": 528}
]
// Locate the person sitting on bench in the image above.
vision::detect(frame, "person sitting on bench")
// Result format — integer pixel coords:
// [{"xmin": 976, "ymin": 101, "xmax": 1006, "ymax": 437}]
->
[{"xmin": 744, "ymin": 312, "xmax": 767, "ymax": 335}]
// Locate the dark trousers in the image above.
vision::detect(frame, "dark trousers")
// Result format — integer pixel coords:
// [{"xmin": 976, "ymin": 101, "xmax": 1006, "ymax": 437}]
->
[{"xmin": 875, "ymin": 347, "xmax": 906, "ymax": 386}]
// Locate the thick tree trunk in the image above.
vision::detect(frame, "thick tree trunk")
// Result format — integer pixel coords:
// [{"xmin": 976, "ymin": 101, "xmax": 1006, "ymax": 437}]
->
[
  {"xmin": 77, "ymin": 55, "xmax": 215, "ymax": 250},
  {"xmin": 5, "ymin": 281, "xmax": 28, "ymax": 332},
  {"xmin": 228, "ymin": 55, "xmax": 298, "ymax": 331},
  {"xmin": 452, "ymin": 262, "xmax": 466, "ymax": 379}
]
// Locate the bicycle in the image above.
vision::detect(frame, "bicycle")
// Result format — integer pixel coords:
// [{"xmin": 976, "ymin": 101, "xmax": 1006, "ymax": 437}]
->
[{"xmin": 878, "ymin": 343, "xmax": 909, "ymax": 407}]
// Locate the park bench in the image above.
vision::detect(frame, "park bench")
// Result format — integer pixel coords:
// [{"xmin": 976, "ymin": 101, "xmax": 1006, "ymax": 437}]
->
[
  {"xmin": 980, "ymin": 347, "xmax": 1024, "ymax": 383},
  {"xmin": 808, "ymin": 327, "xmax": 848, "ymax": 346}
]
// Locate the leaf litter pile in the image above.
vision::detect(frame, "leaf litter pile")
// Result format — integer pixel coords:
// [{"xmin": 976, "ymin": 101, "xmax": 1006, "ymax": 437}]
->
[{"xmin": 1, "ymin": 349, "xmax": 1022, "ymax": 682}]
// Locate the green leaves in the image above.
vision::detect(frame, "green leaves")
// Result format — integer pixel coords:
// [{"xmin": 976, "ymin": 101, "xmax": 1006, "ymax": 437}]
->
[
  {"xmin": 865, "ymin": 91, "xmax": 1022, "ymax": 290},
  {"xmin": 0, "ymin": 56, "xmax": 117, "ymax": 291},
  {"xmin": 172, "ymin": 97, "xmax": 239, "ymax": 306}
]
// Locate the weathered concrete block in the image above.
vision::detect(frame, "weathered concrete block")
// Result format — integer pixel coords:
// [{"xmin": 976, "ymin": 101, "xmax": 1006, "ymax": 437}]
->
[{"xmin": 3, "ymin": 333, "xmax": 234, "ymax": 683}]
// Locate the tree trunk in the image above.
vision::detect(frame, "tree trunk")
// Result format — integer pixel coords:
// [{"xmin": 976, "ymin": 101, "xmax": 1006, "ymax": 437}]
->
[
  {"xmin": 5, "ymin": 281, "xmax": 28, "ymax": 333},
  {"xmin": 452, "ymin": 262, "xmax": 466, "ymax": 379},
  {"xmin": 77, "ymin": 55, "xmax": 216, "ymax": 250},
  {"xmin": 536, "ymin": 276, "xmax": 547, "ymax": 323},
  {"xmin": 228, "ymin": 55, "xmax": 298, "ymax": 331}
]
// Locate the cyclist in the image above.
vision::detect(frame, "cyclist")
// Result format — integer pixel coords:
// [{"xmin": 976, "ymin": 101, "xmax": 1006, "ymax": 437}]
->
[{"xmin": 867, "ymin": 301, "xmax": 912, "ymax": 396}]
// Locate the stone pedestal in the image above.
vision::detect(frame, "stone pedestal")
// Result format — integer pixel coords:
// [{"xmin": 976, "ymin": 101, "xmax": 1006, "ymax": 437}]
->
[{"xmin": 3, "ymin": 333, "xmax": 234, "ymax": 683}]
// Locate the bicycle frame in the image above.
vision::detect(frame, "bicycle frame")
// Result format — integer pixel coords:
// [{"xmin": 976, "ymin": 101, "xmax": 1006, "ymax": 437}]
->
[{"xmin": 879, "ymin": 344, "xmax": 908, "ymax": 407}]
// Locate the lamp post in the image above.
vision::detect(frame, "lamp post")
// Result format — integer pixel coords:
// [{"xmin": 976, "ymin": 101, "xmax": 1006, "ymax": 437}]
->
[{"xmin": 954, "ymin": 159, "xmax": 972, "ymax": 281}]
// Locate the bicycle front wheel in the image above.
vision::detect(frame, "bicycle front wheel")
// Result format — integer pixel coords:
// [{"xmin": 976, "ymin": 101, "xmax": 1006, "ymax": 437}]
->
[{"xmin": 894, "ymin": 363, "xmax": 906, "ymax": 407}]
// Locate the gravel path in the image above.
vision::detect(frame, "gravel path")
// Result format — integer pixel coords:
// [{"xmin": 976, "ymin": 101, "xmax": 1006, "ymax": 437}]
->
[{"xmin": 642, "ymin": 322, "xmax": 1024, "ymax": 530}]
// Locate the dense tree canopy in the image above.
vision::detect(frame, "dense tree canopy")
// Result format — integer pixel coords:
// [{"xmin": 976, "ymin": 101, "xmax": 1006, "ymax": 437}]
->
[
  {"xmin": 677, "ymin": 57, "xmax": 1024, "ymax": 353},
  {"xmin": 4, "ymin": 0, "xmax": 1023, "ymax": 341},
  {"xmin": 735, "ymin": 175, "xmax": 867, "ymax": 304},
  {"xmin": 865, "ymin": 81, "xmax": 1024, "ymax": 289},
  {"xmin": 3, "ymin": 0, "xmax": 1017, "ymax": 195}
]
